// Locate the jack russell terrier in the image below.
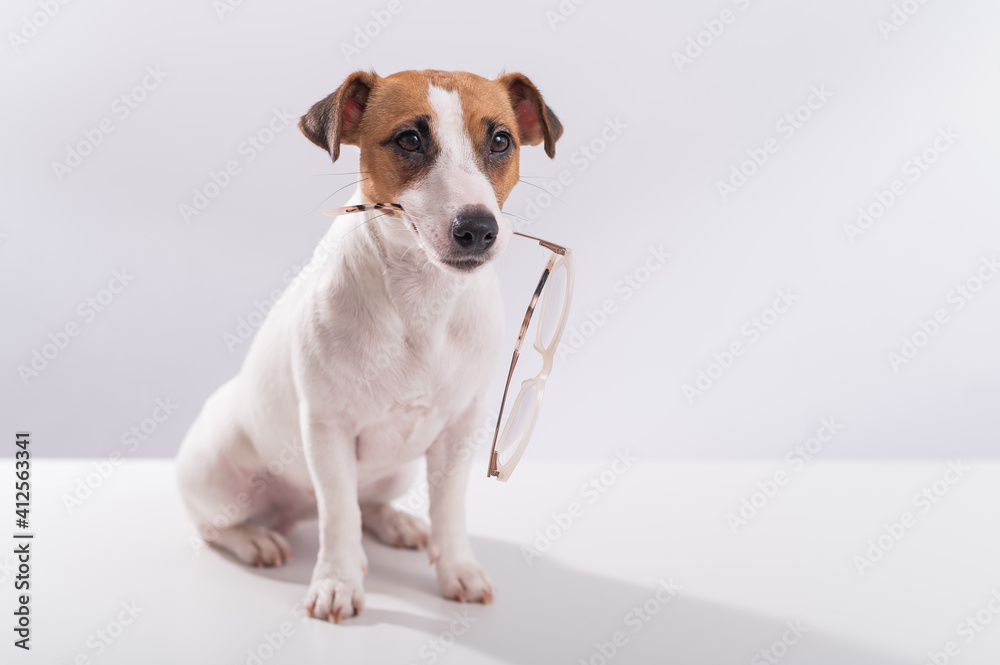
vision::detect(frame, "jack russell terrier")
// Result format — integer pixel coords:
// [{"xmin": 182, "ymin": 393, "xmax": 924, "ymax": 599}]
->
[{"xmin": 176, "ymin": 69, "xmax": 562, "ymax": 622}]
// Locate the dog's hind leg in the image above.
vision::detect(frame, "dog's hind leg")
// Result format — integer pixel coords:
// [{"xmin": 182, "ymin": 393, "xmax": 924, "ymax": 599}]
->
[
  {"xmin": 176, "ymin": 379, "xmax": 298, "ymax": 567},
  {"xmin": 359, "ymin": 461, "xmax": 430, "ymax": 549}
]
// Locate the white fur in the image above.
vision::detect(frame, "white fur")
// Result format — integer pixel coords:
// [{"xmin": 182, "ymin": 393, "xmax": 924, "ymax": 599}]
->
[{"xmin": 176, "ymin": 84, "xmax": 507, "ymax": 621}]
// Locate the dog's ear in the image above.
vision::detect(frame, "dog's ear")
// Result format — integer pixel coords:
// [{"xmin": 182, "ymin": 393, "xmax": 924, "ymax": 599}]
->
[
  {"xmin": 299, "ymin": 71, "xmax": 379, "ymax": 162},
  {"xmin": 496, "ymin": 73, "xmax": 563, "ymax": 159}
]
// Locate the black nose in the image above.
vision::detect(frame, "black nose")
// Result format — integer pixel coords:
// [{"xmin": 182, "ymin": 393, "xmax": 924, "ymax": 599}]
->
[{"xmin": 451, "ymin": 210, "xmax": 498, "ymax": 254}]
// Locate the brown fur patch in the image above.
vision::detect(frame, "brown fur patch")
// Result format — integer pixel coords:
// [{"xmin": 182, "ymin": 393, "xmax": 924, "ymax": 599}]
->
[{"xmin": 300, "ymin": 70, "xmax": 561, "ymax": 209}]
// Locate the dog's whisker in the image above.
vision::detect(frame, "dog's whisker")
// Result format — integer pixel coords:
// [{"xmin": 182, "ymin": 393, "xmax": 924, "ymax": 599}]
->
[
  {"xmin": 347, "ymin": 213, "xmax": 416, "ymax": 258},
  {"xmin": 500, "ymin": 210, "xmax": 533, "ymax": 225},
  {"xmin": 342, "ymin": 212, "xmax": 391, "ymax": 240},
  {"xmin": 337, "ymin": 211, "xmax": 413, "ymax": 245},
  {"xmin": 355, "ymin": 235, "xmax": 384, "ymax": 258},
  {"xmin": 305, "ymin": 177, "xmax": 369, "ymax": 215},
  {"xmin": 500, "ymin": 210, "xmax": 535, "ymax": 226},
  {"xmin": 399, "ymin": 241, "xmax": 422, "ymax": 263},
  {"xmin": 307, "ymin": 171, "xmax": 371, "ymax": 177},
  {"xmin": 518, "ymin": 179, "xmax": 570, "ymax": 206},
  {"xmin": 329, "ymin": 217, "xmax": 383, "ymax": 250},
  {"xmin": 351, "ymin": 214, "xmax": 399, "ymax": 257}
]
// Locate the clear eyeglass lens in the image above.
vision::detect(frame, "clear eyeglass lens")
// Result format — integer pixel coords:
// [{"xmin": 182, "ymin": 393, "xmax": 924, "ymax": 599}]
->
[
  {"xmin": 538, "ymin": 260, "xmax": 568, "ymax": 351},
  {"xmin": 497, "ymin": 382, "xmax": 537, "ymax": 466}
]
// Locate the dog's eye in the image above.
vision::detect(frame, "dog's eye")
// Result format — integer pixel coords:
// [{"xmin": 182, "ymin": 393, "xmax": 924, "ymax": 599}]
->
[
  {"xmin": 397, "ymin": 131, "xmax": 421, "ymax": 152},
  {"xmin": 490, "ymin": 132, "xmax": 511, "ymax": 153}
]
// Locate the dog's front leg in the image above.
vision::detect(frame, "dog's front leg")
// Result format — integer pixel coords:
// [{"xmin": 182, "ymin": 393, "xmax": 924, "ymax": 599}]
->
[
  {"xmin": 426, "ymin": 404, "xmax": 495, "ymax": 604},
  {"xmin": 300, "ymin": 413, "xmax": 368, "ymax": 622}
]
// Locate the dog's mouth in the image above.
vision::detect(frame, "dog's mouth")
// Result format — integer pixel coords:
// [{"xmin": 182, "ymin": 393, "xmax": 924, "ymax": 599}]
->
[{"xmin": 440, "ymin": 256, "xmax": 487, "ymax": 273}]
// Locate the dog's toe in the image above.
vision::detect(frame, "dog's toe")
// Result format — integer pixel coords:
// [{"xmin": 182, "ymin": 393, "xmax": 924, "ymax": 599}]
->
[
  {"xmin": 436, "ymin": 558, "xmax": 495, "ymax": 604},
  {"xmin": 361, "ymin": 504, "xmax": 430, "ymax": 550},
  {"xmin": 206, "ymin": 524, "xmax": 292, "ymax": 567},
  {"xmin": 305, "ymin": 561, "xmax": 366, "ymax": 622}
]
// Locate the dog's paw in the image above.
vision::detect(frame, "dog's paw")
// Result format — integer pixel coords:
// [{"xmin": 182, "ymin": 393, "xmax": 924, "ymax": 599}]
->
[
  {"xmin": 361, "ymin": 504, "xmax": 430, "ymax": 549},
  {"xmin": 305, "ymin": 557, "xmax": 367, "ymax": 623},
  {"xmin": 208, "ymin": 524, "xmax": 292, "ymax": 567},
  {"xmin": 435, "ymin": 557, "xmax": 495, "ymax": 604}
]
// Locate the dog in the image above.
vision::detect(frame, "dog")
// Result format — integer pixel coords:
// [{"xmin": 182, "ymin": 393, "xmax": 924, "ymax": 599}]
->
[{"xmin": 176, "ymin": 69, "xmax": 562, "ymax": 622}]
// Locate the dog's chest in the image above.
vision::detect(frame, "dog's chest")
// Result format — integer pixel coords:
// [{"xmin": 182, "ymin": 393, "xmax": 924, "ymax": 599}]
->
[
  {"xmin": 355, "ymin": 333, "xmax": 483, "ymax": 466},
  {"xmin": 321, "ymin": 262, "xmax": 503, "ymax": 469}
]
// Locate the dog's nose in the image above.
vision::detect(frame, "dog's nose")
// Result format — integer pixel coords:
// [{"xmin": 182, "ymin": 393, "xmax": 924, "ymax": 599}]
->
[{"xmin": 452, "ymin": 210, "xmax": 498, "ymax": 254}]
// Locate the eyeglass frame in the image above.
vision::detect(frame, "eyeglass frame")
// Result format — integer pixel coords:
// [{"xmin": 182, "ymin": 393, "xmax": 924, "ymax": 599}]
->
[{"xmin": 487, "ymin": 231, "xmax": 574, "ymax": 481}]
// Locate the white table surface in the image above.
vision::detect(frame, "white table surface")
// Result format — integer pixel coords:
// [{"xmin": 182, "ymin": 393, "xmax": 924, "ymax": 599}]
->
[{"xmin": 3, "ymin": 458, "xmax": 998, "ymax": 664}]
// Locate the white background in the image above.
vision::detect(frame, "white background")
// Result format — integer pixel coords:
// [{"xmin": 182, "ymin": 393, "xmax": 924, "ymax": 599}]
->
[{"xmin": 2, "ymin": 0, "xmax": 1000, "ymax": 461}]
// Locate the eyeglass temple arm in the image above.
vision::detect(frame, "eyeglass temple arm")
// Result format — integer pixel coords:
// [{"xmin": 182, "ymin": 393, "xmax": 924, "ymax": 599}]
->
[{"xmin": 512, "ymin": 231, "xmax": 567, "ymax": 255}]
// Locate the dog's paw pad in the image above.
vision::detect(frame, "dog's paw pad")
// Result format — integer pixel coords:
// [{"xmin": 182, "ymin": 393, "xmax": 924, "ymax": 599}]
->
[
  {"xmin": 208, "ymin": 524, "xmax": 292, "ymax": 567},
  {"xmin": 362, "ymin": 504, "xmax": 430, "ymax": 550}
]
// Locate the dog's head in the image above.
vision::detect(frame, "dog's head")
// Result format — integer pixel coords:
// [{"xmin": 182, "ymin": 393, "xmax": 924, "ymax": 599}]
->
[{"xmin": 300, "ymin": 69, "xmax": 562, "ymax": 273}]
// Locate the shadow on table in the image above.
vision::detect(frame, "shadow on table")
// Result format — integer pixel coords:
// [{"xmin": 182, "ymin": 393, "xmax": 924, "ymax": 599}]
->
[{"xmin": 248, "ymin": 523, "xmax": 909, "ymax": 665}]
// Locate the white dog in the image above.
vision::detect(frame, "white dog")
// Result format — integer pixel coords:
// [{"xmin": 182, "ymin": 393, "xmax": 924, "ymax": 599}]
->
[{"xmin": 176, "ymin": 69, "xmax": 562, "ymax": 622}]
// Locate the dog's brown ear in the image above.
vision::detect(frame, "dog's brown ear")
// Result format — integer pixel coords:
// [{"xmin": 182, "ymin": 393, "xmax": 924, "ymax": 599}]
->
[
  {"xmin": 299, "ymin": 71, "xmax": 379, "ymax": 162},
  {"xmin": 496, "ymin": 73, "xmax": 563, "ymax": 159}
]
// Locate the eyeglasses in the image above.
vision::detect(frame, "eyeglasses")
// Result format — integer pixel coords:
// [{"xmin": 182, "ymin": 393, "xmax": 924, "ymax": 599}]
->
[
  {"xmin": 487, "ymin": 232, "xmax": 574, "ymax": 481},
  {"xmin": 321, "ymin": 203, "xmax": 575, "ymax": 482}
]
